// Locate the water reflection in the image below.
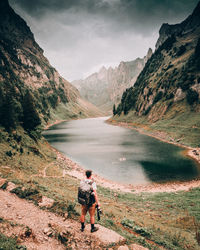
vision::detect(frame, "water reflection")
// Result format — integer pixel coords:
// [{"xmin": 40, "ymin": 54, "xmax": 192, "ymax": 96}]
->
[{"xmin": 43, "ymin": 117, "xmax": 199, "ymax": 184}]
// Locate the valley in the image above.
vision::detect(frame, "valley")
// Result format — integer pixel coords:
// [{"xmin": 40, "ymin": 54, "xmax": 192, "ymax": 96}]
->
[{"xmin": 0, "ymin": 0, "xmax": 200, "ymax": 249}]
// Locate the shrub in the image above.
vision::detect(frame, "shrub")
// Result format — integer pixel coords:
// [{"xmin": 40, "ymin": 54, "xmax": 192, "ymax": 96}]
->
[
  {"xmin": 176, "ymin": 45, "xmax": 186, "ymax": 56},
  {"xmin": 22, "ymin": 91, "xmax": 41, "ymax": 131},
  {"xmin": 178, "ymin": 80, "xmax": 192, "ymax": 91},
  {"xmin": 160, "ymin": 35, "xmax": 176, "ymax": 52},
  {"xmin": 113, "ymin": 104, "xmax": 117, "ymax": 115},
  {"xmin": 10, "ymin": 187, "xmax": 39, "ymax": 199},
  {"xmin": 153, "ymin": 91, "xmax": 163, "ymax": 104},
  {"xmin": 166, "ymin": 92, "xmax": 174, "ymax": 100},
  {"xmin": 186, "ymin": 89, "xmax": 199, "ymax": 105},
  {"xmin": 6, "ymin": 150, "xmax": 12, "ymax": 157},
  {"xmin": 144, "ymin": 105, "xmax": 152, "ymax": 115},
  {"xmin": 67, "ymin": 202, "xmax": 79, "ymax": 218}
]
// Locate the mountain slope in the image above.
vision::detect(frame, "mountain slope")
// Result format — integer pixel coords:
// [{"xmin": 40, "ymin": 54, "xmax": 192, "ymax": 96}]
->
[
  {"xmin": 73, "ymin": 48, "xmax": 152, "ymax": 113},
  {"xmin": 114, "ymin": 1, "xmax": 200, "ymax": 147},
  {"xmin": 0, "ymin": 0, "xmax": 103, "ymax": 133}
]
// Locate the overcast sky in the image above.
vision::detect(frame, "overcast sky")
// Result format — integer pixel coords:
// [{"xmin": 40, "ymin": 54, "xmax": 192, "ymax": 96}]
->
[{"xmin": 9, "ymin": 0, "xmax": 199, "ymax": 81}]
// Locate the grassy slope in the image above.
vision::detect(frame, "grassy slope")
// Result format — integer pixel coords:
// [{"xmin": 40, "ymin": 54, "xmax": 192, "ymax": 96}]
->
[{"xmin": 0, "ymin": 128, "xmax": 200, "ymax": 249}]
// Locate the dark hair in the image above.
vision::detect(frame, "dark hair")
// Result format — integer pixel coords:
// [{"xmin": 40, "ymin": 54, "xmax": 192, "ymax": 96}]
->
[{"xmin": 85, "ymin": 170, "xmax": 92, "ymax": 178}]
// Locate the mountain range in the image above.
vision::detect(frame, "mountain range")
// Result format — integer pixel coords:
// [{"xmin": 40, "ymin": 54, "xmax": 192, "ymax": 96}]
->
[{"xmin": 73, "ymin": 48, "xmax": 152, "ymax": 113}]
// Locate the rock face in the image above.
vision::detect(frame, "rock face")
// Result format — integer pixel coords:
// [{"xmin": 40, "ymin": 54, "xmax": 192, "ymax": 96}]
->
[
  {"xmin": 115, "ymin": 1, "xmax": 200, "ymax": 122},
  {"xmin": 156, "ymin": 2, "xmax": 200, "ymax": 49},
  {"xmin": 73, "ymin": 49, "xmax": 152, "ymax": 113},
  {"xmin": 0, "ymin": 0, "xmax": 102, "ymax": 132}
]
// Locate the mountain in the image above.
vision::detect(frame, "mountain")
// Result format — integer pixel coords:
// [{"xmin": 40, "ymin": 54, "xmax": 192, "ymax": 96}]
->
[
  {"xmin": 0, "ymin": 0, "xmax": 103, "ymax": 133},
  {"xmin": 114, "ymin": 1, "xmax": 200, "ymax": 147},
  {"xmin": 72, "ymin": 48, "xmax": 152, "ymax": 113}
]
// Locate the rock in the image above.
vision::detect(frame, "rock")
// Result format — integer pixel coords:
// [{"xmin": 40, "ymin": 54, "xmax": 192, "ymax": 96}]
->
[
  {"xmin": 0, "ymin": 178, "xmax": 7, "ymax": 189},
  {"xmin": 118, "ymin": 245, "xmax": 129, "ymax": 250},
  {"xmin": 174, "ymin": 88, "xmax": 186, "ymax": 102},
  {"xmin": 38, "ymin": 196, "xmax": 54, "ymax": 208},
  {"xmin": 91, "ymin": 224, "xmax": 125, "ymax": 245},
  {"xmin": 43, "ymin": 227, "xmax": 53, "ymax": 237},
  {"xmin": 6, "ymin": 182, "xmax": 16, "ymax": 192},
  {"xmin": 64, "ymin": 212, "xmax": 68, "ymax": 219},
  {"xmin": 129, "ymin": 243, "xmax": 149, "ymax": 250},
  {"xmin": 58, "ymin": 231, "xmax": 71, "ymax": 244}
]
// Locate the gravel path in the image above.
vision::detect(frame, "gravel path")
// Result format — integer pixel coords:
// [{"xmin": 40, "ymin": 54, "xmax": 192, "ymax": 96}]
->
[{"xmin": 0, "ymin": 189, "xmax": 125, "ymax": 249}]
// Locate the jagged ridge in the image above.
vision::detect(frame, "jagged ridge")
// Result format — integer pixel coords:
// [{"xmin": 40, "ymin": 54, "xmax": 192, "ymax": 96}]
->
[{"xmin": 73, "ymin": 48, "xmax": 152, "ymax": 113}]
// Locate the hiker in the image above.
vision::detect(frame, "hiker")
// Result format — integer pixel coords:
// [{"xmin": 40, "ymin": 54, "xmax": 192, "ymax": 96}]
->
[{"xmin": 79, "ymin": 170, "xmax": 100, "ymax": 233}]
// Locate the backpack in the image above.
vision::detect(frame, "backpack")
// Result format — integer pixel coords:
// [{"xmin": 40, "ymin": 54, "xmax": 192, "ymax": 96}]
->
[{"xmin": 78, "ymin": 180, "xmax": 95, "ymax": 206}]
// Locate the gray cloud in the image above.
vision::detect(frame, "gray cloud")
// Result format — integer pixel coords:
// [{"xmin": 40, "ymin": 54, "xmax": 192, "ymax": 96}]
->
[{"xmin": 9, "ymin": 0, "xmax": 200, "ymax": 80}]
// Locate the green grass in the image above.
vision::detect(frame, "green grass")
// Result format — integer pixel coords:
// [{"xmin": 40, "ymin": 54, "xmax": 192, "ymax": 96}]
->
[
  {"xmin": 112, "ymin": 109, "xmax": 200, "ymax": 147},
  {"xmin": 0, "ymin": 233, "xmax": 26, "ymax": 250}
]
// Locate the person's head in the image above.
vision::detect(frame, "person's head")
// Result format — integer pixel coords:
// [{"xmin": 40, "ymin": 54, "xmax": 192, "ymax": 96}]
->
[{"xmin": 85, "ymin": 170, "xmax": 92, "ymax": 179}]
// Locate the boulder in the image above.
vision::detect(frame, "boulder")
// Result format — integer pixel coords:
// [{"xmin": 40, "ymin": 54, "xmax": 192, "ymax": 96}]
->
[
  {"xmin": 43, "ymin": 227, "xmax": 53, "ymax": 237},
  {"xmin": 91, "ymin": 224, "xmax": 125, "ymax": 245},
  {"xmin": 38, "ymin": 196, "xmax": 54, "ymax": 208},
  {"xmin": 6, "ymin": 182, "xmax": 16, "ymax": 192},
  {"xmin": 174, "ymin": 88, "xmax": 186, "ymax": 102}
]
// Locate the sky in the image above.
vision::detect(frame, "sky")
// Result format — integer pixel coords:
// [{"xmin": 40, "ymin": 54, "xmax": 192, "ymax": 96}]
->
[{"xmin": 9, "ymin": 0, "xmax": 199, "ymax": 81}]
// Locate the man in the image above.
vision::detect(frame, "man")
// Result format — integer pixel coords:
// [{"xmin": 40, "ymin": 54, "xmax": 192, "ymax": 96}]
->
[{"xmin": 80, "ymin": 170, "xmax": 100, "ymax": 233}]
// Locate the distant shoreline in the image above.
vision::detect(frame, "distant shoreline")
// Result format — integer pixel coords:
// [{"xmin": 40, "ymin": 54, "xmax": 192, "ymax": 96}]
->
[
  {"xmin": 44, "ymin": 118, "xmax": 200, "ymax": 193},
  {"xmin": 107, "ymin": 119, "xmax": 200, "ymax": 166}
]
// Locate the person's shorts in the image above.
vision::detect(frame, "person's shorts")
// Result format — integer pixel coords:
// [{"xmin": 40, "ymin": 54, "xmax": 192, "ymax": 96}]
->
[{"xmin": 81, "ymin": 203, "xmax": 96, "ymax": 216}]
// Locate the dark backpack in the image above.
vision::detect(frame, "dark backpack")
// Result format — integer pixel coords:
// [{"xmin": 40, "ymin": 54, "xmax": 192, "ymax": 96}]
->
[{"xmin": 78, "ymin": 180, "xmax": 95, "ymax": 206}]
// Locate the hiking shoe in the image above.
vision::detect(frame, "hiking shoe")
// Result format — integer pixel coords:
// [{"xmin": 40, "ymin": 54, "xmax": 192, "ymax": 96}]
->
[
  {"xmin": 81, "ymin": 226, "xmax": 85, "ymax": 232},
  {"xmin": 91, "ymin": 227, "xmax": 99, "ymax": 233}
]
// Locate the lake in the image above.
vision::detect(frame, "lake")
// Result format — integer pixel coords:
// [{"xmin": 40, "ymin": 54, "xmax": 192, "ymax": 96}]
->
[{"xmin": 43, "ymin": 117, "xmax": 199, "ymax": 185}]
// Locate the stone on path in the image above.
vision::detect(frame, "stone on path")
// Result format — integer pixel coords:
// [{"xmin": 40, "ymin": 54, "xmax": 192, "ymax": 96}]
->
[{"xmin": 86, "ymin": 224, "xmax": 125, "ymax": 245}]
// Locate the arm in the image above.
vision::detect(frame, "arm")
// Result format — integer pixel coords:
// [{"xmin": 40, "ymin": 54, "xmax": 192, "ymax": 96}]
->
[{"xmin": 93, "ymin": 190, "xmax": 100, "ymax": 206}]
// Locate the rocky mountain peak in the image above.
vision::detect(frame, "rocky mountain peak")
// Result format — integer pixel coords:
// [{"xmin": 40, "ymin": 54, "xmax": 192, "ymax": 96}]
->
[
  {"xmin": 0, "ymin": 0, "xmax": 42, "ymax": 53},
  {"xmin": 156, "ymin": 1, "xmax": 200, "ymax": 49},
  {"xmin": 73, "ymin": 48, "xmax": 151, "ymax": 113},
  {"xmin": 144, "ymin": 48, "xmax": 153, "ymax": 63},
  {"xmin": 147, "ymin": 48, "xmax": 153, "ymax": 58}
]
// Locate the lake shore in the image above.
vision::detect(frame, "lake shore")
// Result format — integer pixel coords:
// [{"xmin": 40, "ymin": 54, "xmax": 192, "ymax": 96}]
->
[
  {"xmin": 107, "ymin": 119, "xmax": 200, "ymax": 166},
  {"xmin": 45, "ymin": 118, "xmax": 200, "ymax": 194}
]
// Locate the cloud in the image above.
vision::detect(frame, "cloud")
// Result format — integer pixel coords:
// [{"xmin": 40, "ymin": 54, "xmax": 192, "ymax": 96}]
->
[{"xmin": 9, "ymin": 0, "xmax": 200, "ymax": 80}]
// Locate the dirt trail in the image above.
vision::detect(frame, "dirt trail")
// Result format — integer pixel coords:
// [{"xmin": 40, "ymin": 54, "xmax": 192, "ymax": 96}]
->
[{"xmin": 0, "ymin": 189, "xmax": 125, "ymax": 249}]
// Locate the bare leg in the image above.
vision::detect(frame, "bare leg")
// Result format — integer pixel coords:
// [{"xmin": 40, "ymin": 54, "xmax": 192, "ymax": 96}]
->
[
  {"xmin": 80, "ymin": 205, "xmax": 87, "ymax": 231},
  {"xmin": 80, "ymin": 214, "xmax": 85, "ymax": 223}
]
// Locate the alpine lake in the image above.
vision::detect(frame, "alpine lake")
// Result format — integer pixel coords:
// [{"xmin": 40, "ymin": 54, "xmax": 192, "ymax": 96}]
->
[{"xmin": 43, "ymin": 117, "xmax": 200, "ymax": 185}]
